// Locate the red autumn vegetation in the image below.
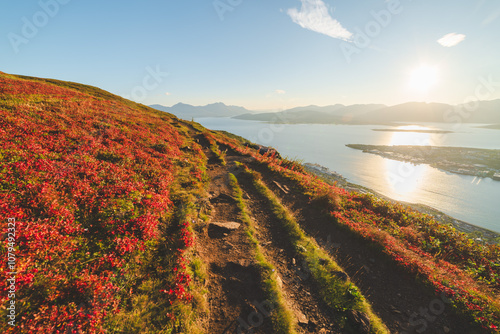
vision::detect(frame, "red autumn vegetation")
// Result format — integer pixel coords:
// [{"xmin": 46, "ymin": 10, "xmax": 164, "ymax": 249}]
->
[
  {"xmin": 0, "ymin": 73, "xmax": 203, "ymax": 333},
  {"xmin": 1, "ymin": 72, "xmax": 499, "ymax": 332}
]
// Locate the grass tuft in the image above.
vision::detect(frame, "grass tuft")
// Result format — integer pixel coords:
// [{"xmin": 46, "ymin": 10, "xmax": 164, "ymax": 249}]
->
[{"xmin": 228, "ymin": 173, "xmax": 297, "ymax": 334}]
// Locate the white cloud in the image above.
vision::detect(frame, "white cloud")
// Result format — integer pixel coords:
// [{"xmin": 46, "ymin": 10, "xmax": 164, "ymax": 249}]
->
[
  {"xmin": 437, "ymin": 33, "xmax": 466, "ymax": 47},
  {"xmin": 287, "ymin": 0, "xmax": 352, "ymax": 41},
  {"xmin": 275, "ymin": 89, "xmax": 286, "ymax": 94}
]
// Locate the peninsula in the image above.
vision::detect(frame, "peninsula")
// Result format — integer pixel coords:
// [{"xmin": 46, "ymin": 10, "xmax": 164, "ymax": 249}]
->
[{"xmin": 346, "ymin": 144, "xmax": 500, "ymax": 180}]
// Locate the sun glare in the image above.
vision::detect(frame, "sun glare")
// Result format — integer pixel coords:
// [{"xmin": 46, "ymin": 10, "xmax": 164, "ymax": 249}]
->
[
  {"xmin": 388, "ymin": 126, "xmax": 432, "ymax": 146},
  {"xmin": 409, "ymin": 64, "xmax": 439, "ymax": 92}
]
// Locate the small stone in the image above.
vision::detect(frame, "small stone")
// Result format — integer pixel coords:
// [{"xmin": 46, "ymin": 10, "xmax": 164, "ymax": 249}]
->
[
  {"xmin": 292, "ymin": 258, "xmax": 296, "ymax": 265},
  {"xmin": 276, "ymin": 275, "xmax": 283, "ymax": 289},
  {"xmin": 295, "ymin": 309, "xmax": 308, "ymax": 327},
  {"xmin": 210, "ymin": 221, "xmax": 241, "ymax": 232},
  {"xmin": 237, "ymin": 259, "xmax": 251, "ymax": 267},
  {"xmin": 444, "ymin": 326, "xmax": 450, "ymax": 333},
  {"xmin": 273, "ymin": 181, "xmax": 289, "ymax": 194},
  {"xmin": 391, "ymin": 308, "xmax": 401, "ymax": 315},
  {"xmin": 210, "ymin": 193, "xmax": 235, "ymax": 203}
]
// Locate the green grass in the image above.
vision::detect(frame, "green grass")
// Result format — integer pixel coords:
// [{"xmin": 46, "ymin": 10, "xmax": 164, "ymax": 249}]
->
[
  {"xmin": 228, "ymin": 173, "xmax": 297, "ymax": 334},
  {"xmin": 207, "ymin": 137, "xmax": 227, "ymax": 166},
  {"xmin": 239, "ymin": 166, "xmax": 389, "ymax": 334}
]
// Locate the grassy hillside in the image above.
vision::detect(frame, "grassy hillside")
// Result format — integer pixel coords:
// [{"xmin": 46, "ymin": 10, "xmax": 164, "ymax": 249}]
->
[
  {"xmin": 1, "ymin": 73, "xmax": 499, "ymax": 333},
  {"xmin": 0, "ymin": 72, "xmax": 207, "ymax": 333}
]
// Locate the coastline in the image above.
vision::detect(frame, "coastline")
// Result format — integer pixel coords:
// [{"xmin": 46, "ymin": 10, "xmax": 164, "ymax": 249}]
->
[
  {"xmin": 303, "ymin": 162, "xmax": 500, "ymax": 244},
  {"xmin": 346, "ymin": 144, "xmax": 500, "ymax": 181}
]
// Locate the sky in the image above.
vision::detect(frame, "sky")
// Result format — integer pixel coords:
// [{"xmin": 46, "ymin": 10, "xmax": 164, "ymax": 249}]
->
[{"xmin": 2, "ymin": 0, "xmax": 500, "ymax": 110}]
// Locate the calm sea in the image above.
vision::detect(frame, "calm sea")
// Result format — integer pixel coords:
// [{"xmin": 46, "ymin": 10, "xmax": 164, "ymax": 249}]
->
[{"xmin": 195, "ymin": 117, "xmax": 500, "ymax": 233}]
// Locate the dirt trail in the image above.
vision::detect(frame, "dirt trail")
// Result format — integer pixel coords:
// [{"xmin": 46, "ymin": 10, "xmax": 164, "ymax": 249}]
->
[
  {"xmin": 239, "ymin": 152, "xmax": 482, "ymax": 334},
  {"xmin": 231, "ymin": 154, "xmax": 343, "ymax": 334},
  {"xmin": 195, "ymin": 134, "xmax": 273, "ymax": 334},
  {"xmin": 193, "ymin": 130, "xmax": 346, "ymax": 333}
]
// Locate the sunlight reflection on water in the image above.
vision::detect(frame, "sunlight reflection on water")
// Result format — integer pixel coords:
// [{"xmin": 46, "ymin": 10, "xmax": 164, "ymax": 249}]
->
[
  {"xmin": 384, "ymin": 160, "xmax": 429, "ymax": 202},
  {"xmin": 383, "ymin": 126, "xmax": 434, "ymax": 201},
  {"xmin": 388, "ymin": 125, "xmax": 433, "ymax": 146}
]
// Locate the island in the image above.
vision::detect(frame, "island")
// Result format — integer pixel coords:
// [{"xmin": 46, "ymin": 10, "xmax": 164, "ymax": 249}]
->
[
  {"xmin": 372, "ymin": 129, "xmax": 452, "ymax": 134},
  {"xmin": 346, "ymin": 144, "xmax": 500, "ymax": 181},
  {"xmin": 477, "ymin": 124, "xmax": 500, "ymax": 130}
]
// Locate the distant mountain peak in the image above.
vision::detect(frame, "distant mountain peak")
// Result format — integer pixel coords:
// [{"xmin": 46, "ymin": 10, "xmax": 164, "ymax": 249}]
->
[
  {"xmin": 150, "ymin": 101, "xmax": 255, "ymax": 120},
  {"xmin": 172, "ymin": 102, "xmax": 191, "ymax": 107}
]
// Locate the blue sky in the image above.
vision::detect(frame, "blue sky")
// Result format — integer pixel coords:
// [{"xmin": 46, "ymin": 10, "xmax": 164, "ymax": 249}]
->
[{"xmin": 2, "ymin": 0, "xmax": 500, "ymax": 110}]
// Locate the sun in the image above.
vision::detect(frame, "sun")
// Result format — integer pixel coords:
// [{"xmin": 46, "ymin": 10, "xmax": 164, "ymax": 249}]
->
[{"xmin": 409, "ymin": 64, "xmax": 439, "ymax": 92}]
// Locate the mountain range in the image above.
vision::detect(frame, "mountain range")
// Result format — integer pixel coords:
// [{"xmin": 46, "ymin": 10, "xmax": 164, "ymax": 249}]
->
[
  {"xmin": 150, "ymin": 102, "xmax": 253, "ymax": 119},
  {"xmin": 151, "ymin": 100, "xmax": 500, "ymax": 125}
]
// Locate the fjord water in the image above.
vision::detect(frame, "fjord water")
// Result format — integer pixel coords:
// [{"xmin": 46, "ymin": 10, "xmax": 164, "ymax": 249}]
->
[{"xmin": 196, "ymin": 118, "xmax": 500, "ymax": 233}]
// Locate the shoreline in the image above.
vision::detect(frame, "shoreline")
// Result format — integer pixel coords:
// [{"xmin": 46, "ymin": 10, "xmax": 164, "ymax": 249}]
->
[
  {"xmin": 303, "ymin": 162, "xmax": 500, "ymax": 244},
  {"xmin": 346, "ymin": 144, "xmax": 500, "ymax": 181}
]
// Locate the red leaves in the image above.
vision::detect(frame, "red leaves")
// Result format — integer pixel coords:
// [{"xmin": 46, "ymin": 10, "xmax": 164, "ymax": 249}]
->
[
  {"xmin": 166, "ymin": 223, "xmax": 195, "ymax": 305},
  {"xmin": 0, "ymin": 74, "xmax": 194, "ymax": 333}
]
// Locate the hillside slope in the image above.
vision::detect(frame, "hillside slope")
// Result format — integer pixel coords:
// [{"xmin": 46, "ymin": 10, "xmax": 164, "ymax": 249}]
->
[{"xmin": 1, "ymin": 73, "xmax": 499, "ymax": 333}]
